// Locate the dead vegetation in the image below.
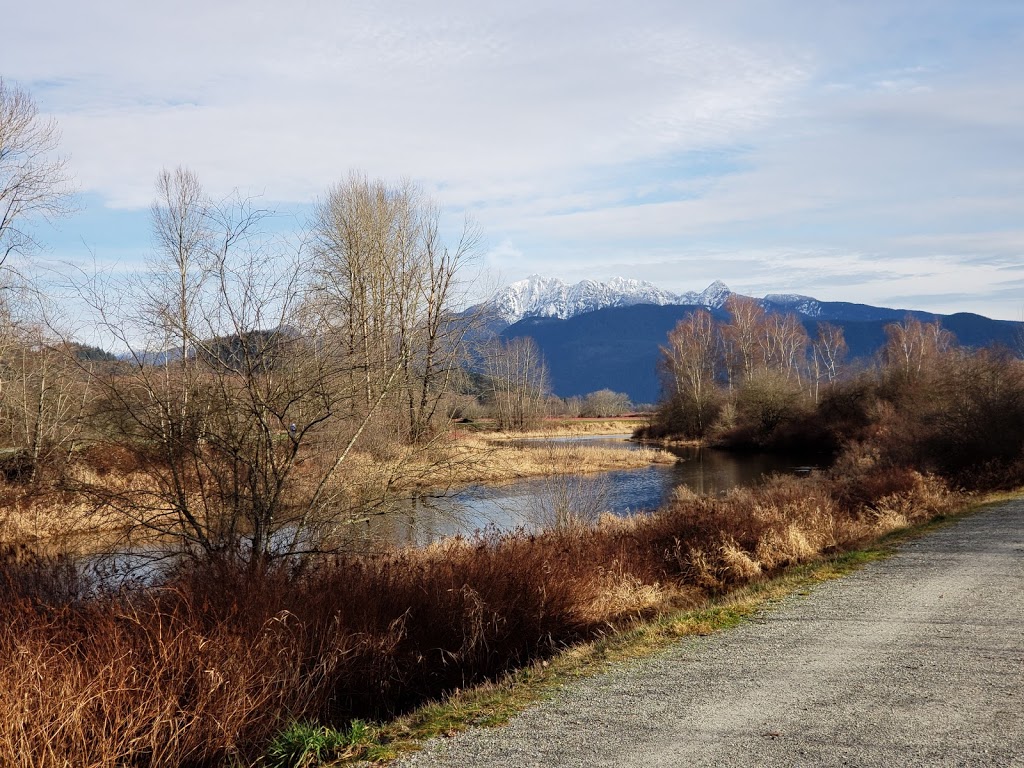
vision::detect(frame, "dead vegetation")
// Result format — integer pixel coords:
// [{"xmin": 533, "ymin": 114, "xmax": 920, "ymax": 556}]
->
[
  {"xmin": 424, "ymin": 437, "xmax": 674, "ymax": 487},
  {"xmin": 0, "ymin": 452, "xmax": 963, "ymax": 767},
  {"xmin": 480, "ymin": 416, "xmax": 647, "ymax": 439},
  {"xmin": 0, "ymin": 434, "xmax": 674, "ymax": 554}
]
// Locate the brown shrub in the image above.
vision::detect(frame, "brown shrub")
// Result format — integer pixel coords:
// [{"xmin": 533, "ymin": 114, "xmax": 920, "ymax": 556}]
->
[{"xmin": 0, "ymin": 459, "xmax": 962, "ymax": 766}]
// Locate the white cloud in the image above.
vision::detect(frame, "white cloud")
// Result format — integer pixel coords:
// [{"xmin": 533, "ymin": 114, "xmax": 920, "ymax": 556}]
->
[
  {"xmin": 3, "ymin": 0, "xmax": 1024, "ymax": 320},
  {"xmin": 4, "ymin": 0, "xmax": 807, "ymax": 209}
]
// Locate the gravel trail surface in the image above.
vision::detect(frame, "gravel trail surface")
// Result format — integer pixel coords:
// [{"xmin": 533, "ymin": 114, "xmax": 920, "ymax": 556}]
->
[{"xmin": 395, "ymin": 500, "xmax": 1024, "ymax": 767}]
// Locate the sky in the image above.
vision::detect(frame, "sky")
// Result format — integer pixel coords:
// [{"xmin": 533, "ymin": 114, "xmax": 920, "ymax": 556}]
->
[{"xmin": 3, "ymin": 0, "xmax": 1024, "ymax": 319}]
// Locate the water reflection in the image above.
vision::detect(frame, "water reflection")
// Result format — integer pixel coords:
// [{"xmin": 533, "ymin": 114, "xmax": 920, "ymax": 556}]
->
[
  {"xmin": 664, "ymin": 445, "xmax": 799, "ymax": 496},
  {"xmin": 85, "ymin": 439, "xmax": 821, "ymax": 574},
  {"xmin": 368, "ymin": 443, "xmax": 815, "ymax": 547}
]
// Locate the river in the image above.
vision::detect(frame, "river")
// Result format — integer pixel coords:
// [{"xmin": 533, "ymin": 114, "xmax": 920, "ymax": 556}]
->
[
  {"xmin": 84, "ymin": 435, "xmax": 817, "ymax": 582},
  {"xmin": 363, "ymin": 436, "xmax": 817, "ymax": 547}
]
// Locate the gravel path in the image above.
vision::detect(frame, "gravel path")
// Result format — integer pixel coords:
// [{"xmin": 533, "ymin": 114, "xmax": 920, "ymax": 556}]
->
[{"xmin": 395, "ymin": 500, "xmax": 1024, "ymax": 767}]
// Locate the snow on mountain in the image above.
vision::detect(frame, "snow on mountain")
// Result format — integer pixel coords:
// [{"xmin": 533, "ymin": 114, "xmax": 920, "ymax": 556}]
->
[
  {"xmin": 762, "ymin": 293, "xmax": 824, "ymax": 317},
  {"xmin": 489, "ymin": 276, "xmax": 797, "ymax": 324},
  {"xmin": 487, "ymin": 276, "xmax": 930, "ymax": 327},
  {"xmin": 486, "ymin": 276, "xmax": 881, "ymax": 324},
  {"xmin": 678, "ymin": 280, "xmax": 733, "ymax": 309},
  {"xmin": 490, "ymin": 275, "xmax": 684, "ymax": 323}
]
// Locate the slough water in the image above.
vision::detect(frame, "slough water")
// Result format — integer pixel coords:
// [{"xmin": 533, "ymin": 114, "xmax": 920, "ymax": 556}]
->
[{"xmin": 367, "ymin": 436, "xmax": 820, "ymax": 546}]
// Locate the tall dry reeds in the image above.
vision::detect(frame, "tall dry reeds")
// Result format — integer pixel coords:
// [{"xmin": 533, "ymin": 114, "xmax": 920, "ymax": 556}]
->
[{"xmin": 0, "ymin": 455, "xmax": 960, "ymax": 766}]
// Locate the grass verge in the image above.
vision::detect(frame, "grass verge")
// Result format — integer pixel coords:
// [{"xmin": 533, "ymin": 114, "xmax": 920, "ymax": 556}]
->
[{"xmin": 327, "ymin": 499, "xmax": 992, "ymax": 765}]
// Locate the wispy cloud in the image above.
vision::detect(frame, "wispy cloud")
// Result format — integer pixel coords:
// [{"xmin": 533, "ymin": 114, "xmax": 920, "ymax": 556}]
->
[
  {"xmin": 8, "ymin": 1, "xmax": 809, "ymax": 207},
  {"xmin": 3, "ymin": 0, "xmax": 1024, "ymax": 318}
]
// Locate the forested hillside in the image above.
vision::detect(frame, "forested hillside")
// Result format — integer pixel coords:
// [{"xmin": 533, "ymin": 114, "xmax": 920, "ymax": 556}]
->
[{"xmin": 501, "ymin": 303, "xmax": 1024, "ymax": 402}]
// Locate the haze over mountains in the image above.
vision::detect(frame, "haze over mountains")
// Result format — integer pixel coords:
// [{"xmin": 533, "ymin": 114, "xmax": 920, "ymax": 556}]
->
[{"xmin": 483, "ymin": 277, "xmax": 1024, "ymax": 404}]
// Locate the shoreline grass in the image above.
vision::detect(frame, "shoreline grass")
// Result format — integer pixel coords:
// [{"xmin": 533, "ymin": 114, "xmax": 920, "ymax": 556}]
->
[
  {"xmin": 0, "ymin": 435, "xmax": 676, "ymax": 553},
  {"xmin": 0, "ymin": 458, "xmax": 985, "ymax": 767},
  {"xmin": 461, "ymin": 417, "xmax": 648, "ymax": 439},
  {"xmin": 331, "ymin": 495, "xmax": 996, "ymax": 764},
  {"xmin": 409, "ymin": 437, "xmax": 676, "ymax": 490}
]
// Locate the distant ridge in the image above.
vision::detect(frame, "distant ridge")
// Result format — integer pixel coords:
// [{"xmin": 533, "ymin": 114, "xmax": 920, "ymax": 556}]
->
[
  {"xmin": 487, "ymin": 275, "xmax": 748, "ymax": 325},
  {"xmin": 483, "ymin": 275, "xmax": 969, "ymax": 326},
  {"xmin": 486, "ymin": 278, "xmax": 1024, "ymax": 403}
]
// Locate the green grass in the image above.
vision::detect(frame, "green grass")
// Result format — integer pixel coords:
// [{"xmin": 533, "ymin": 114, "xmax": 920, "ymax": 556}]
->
[{"xmin": 266, "ymin": 719, "xmax": 379, "ymax": 767}]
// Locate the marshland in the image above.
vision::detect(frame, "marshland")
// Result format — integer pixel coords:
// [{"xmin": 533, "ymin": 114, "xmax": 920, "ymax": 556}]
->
[
  {"xmin": 4, "ymin": 80, "xmax": 1024, "ymax": 767},
  {"xmin": 5, "ymin": 278, "xmax": 1022, "ymax": 767}
]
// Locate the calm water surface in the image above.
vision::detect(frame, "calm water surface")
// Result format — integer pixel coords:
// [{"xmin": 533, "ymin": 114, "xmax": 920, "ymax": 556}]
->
[
  {"xmin": 85, "ymin": 435, "xmax": 820, "ymax": 581},
  {"xmin": 367, "ymin": 436, "xmax": 817, "ymax": 547}
]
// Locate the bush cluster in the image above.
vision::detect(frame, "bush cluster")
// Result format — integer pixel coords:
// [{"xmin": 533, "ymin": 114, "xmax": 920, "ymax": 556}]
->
[{"xmin": 647, "ymin": 323, "xmax": 1024, "ymax": 490}]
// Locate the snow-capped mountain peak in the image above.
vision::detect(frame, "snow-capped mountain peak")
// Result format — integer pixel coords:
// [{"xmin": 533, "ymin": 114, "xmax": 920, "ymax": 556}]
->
[
  {"xmin": 487, "ymin": 277, "xmax": 742, "ymax": 323},
  {"xmin": 762, "ymin": 293, "xmax": 824, "ymax": 317},
  {"xmin": 677, "ymin": 280, "xmax": 733, "ymax": 309},
  {"xmin": 699, "ymin": 280, "xmax": 732, "ymax": 308},
  {"xmin": 489, "ymin": 275, "xmax": 683, "ymax": 323}
]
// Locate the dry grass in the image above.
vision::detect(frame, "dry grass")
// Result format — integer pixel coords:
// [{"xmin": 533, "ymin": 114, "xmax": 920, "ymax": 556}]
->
[
  {"xmin": 0, "ymin": 448, "xmax": 967, "ymax": 765},
  {"xmin": 575, "ymin": 568, "xmax": 682, "ymax": 625},
  {"xmin": 0, "ymin": 469, "xmax": 128, "ymax": 554},
  {"xmin": 0, "ymin": 435, "xmax": 673, "ymax": 553},
  {"xmin": 480, "ymin": 417, "xmax": 647, "ymax": 439},
  {"xmin": 656, "ymin": 467, "xmax": 957, "ymax": 593},
  {"xmin": 412, "ymin": 437, "xmax": 674, "ymax": 488}
]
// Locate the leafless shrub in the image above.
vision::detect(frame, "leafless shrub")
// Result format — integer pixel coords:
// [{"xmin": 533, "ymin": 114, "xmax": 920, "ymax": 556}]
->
[{"xmin": 525, "ymin": 469, "xmax": 611, "ymax": 531}]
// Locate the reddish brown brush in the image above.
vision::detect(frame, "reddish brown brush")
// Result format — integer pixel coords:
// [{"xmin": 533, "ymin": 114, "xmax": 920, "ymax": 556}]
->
[{"xmin": 0, "ymin": 460, "xmax": 959, "ymax": 766}]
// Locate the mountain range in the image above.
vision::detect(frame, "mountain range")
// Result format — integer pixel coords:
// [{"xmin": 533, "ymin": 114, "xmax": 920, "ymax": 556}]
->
[
  {"xmin": 483, "ymin": 277, "xmax": 1024, "ymax": 404},
  {"xmin": 489, "ymin": 275, "xmax": 730, "ymax": 324}
]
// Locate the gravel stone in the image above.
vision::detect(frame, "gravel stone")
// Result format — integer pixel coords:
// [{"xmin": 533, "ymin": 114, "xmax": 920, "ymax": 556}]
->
[{"xmin": 394, "ymin": 500, "xmax": 1024, "ymax": 767}]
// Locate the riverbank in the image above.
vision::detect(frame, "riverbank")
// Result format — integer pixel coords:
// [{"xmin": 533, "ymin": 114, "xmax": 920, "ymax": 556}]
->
[
  {"xmin": 459, "ymin": 416, "xmax": 649, "ymax": 439},
  {"xmin": 0, "ymin": 432, "xmax": 676, "ymax": 551},
  {"xmin": 0, "ymin": 459, "xmax": 969, "ymax": 766},
  {"xmin": 407, "ymin": 435, "xmax": 676, "ymax": 490}
]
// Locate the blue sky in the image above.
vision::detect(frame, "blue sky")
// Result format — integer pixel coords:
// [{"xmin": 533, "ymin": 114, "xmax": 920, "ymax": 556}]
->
[{"xmin": 4, "ymin": 0, "xmax": 1024, "ymax": 318}]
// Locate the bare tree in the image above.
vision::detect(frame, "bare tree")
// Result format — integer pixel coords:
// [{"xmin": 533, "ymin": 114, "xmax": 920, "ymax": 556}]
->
[
  {"xmin": 71, "ymin": 170, "xmax": 394, "ymax": 566},
  {"xmin": 661, "ymin": 309, "xmax": 720, "ymax": 435},
  {"xmin": 68, "ymin": 169, "xmax": 484, "ymax": 566},
  {"xmin": 0, "ymin": 78, "xmax": 74, "ymax": 270},
  {"xmin": 0, "ymin": 79, "xmax": 76, "ymax": 483},
  {"xmin": 307, "ymin": 173, "xmax": 480, "ymax": 443},
  {"xmin": 483, "ymin": 336, "xmax": 549, "ymax": 431},
  {"xmin": 580, "ymin": 389, "xmax": 632, "ymax": 418},
  {"xmin": 759, "ymin": 313, "xmax": 809, "ymax": 383},
  {"xmin": 721, "ymin": 295, "xmax": 767, "ymax": 386},
  {"xmin": 810, "ymin": 322, "xmax": 847, "ymax": 401},
  {"xmin": 813, "ymin": 322, "xmax": 846, "ymax": 382},
  {"xmin": 884, "ymin": 316, "xmax": 956, "ymax": 381},
  {"xmin": 0, "ymin": 323, "xmax": 92, "ymax": 480}
]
